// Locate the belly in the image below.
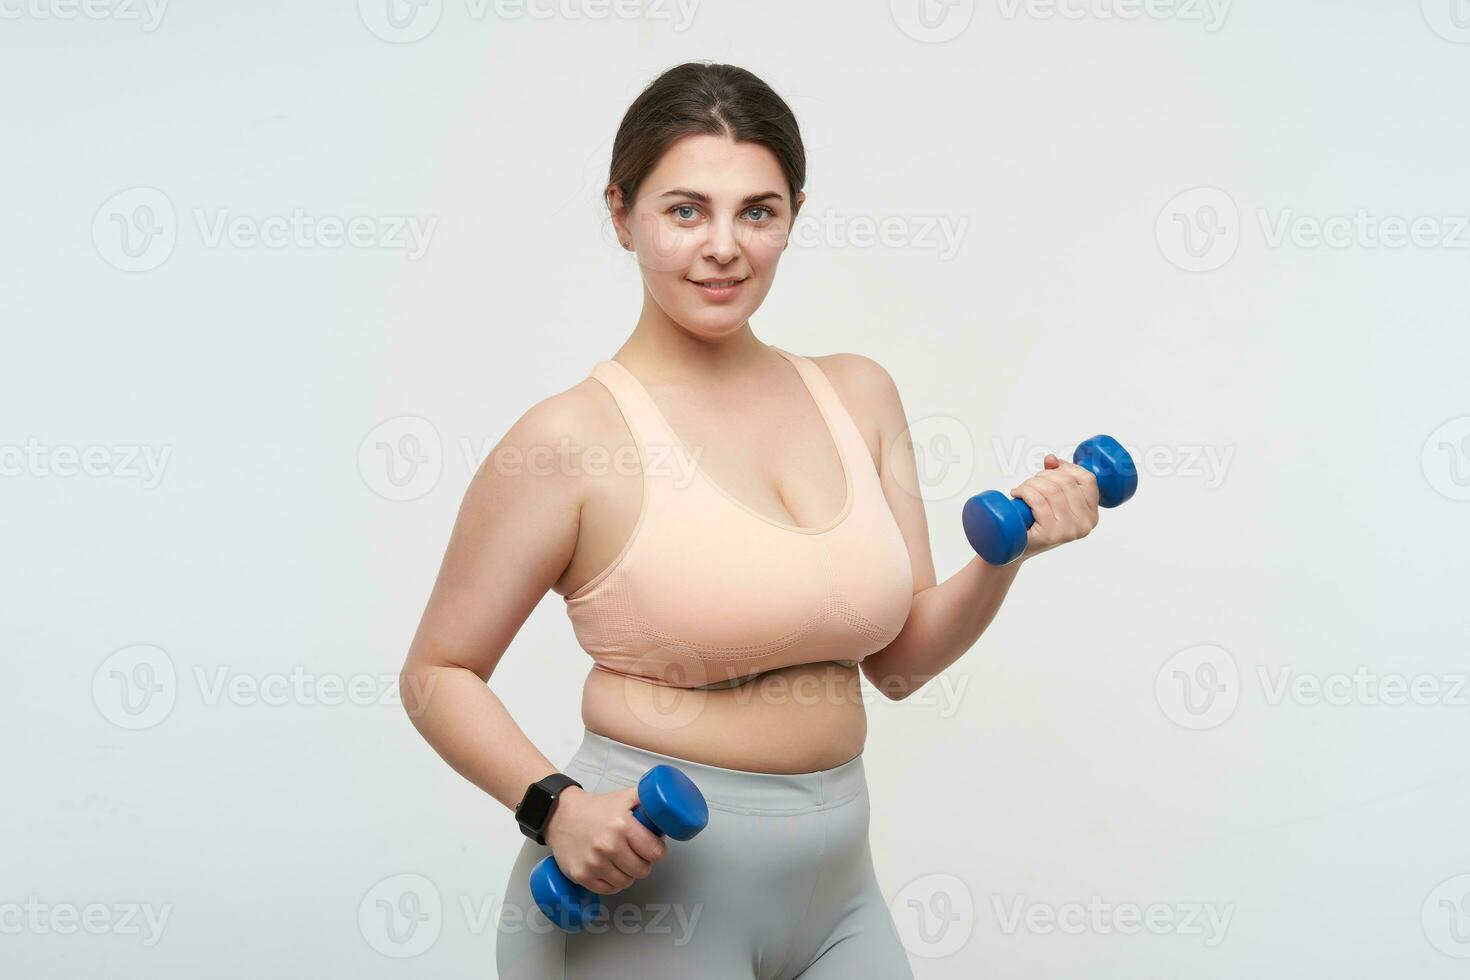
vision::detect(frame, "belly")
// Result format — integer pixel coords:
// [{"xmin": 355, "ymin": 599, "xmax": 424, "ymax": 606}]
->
[{"xmin": 580, "ymin": 660, "xmax": 868, "ymax": 774}]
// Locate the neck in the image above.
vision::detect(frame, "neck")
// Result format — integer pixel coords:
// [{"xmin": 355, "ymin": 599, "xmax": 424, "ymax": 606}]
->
[{"xmin": 615, "ymin": 287, "xmax": 771, "ymax": 383}]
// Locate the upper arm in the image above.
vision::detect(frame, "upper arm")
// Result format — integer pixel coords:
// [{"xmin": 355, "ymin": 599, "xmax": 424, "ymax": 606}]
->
[
  {"xmin": 824, "ymin": 353, "xmax": 938, "ymax": 594},
  {"xmin": 401, "ymin": 388, "xmax": 590, "ymax": 683}
]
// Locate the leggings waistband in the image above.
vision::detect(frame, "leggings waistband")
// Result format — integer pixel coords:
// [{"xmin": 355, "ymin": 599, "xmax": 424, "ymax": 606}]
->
[{"xmin": 564, "ymin": 729, "xmax": 867, "ymax": 816}]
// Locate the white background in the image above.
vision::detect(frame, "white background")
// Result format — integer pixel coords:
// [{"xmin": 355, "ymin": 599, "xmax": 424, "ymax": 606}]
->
[{"xmin": 4, "ymin": 0, "xmax": 1470, "ymax": 976}]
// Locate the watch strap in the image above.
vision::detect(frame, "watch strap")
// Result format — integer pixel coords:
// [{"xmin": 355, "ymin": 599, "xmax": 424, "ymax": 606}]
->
[{"xmin": 516, "ymin": 772, "xmax": 583, "ymax": 845}]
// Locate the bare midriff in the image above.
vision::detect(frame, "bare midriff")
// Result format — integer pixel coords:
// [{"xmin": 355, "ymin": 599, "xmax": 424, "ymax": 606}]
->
[{"xmin": 580, "ymin": 659, "xmax": 868, "ymax": 774}]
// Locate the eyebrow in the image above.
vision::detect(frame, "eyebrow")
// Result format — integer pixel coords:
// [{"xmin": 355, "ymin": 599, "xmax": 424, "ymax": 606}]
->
[{"xmin": 658, "ymin": 188, "xmax": 785, "ymax": 206}]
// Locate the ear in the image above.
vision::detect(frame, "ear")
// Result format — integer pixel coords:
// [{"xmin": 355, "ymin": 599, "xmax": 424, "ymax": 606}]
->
[
  {"xmin": 606, "ymin": 185, "xmax": 630, "ymax": 247},
  {"xmin": 783, "ymin": 191, "xmax": 806, "ymax": 251}
]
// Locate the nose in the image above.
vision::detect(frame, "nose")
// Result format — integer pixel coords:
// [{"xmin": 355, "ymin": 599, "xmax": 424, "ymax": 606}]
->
[{"xmin": 701, "ymin": 216, "xmax": 740, "ymax": 265}]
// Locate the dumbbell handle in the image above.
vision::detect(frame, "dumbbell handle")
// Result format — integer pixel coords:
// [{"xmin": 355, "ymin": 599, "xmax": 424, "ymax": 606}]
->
[
  {"xmin": 963, "ymin": 434, "xmax": 1137, "ymax": 566},
  {"xmin": 530, "ymin": 764, "xmax": 708, "ymax": 933}
]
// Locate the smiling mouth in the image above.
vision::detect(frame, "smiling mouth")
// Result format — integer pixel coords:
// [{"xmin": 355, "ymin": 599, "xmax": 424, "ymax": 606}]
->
[{"xmin": 688, "ymin": 277, "xmax": 747, "ymax": 287}]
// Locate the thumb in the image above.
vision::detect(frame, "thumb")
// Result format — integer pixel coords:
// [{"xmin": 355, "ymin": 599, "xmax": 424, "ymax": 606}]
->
[{"xmin": 1043, "ymin": 453, "xmax": 1060, "ymax": 469}]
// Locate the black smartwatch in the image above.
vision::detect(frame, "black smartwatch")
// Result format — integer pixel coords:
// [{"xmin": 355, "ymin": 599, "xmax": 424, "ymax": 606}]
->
[{"xmin": 515, "ymin": 772, "xmax": 582, "ymax": 846}]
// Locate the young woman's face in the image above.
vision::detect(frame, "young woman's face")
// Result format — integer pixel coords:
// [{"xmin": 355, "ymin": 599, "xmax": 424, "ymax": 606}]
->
[{"xmin": 615, "ymin": 134, "xmax": 802, "ymax": 340}]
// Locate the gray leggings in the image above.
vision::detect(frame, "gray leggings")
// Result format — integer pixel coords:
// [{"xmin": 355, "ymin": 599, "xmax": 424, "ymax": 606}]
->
[{"xmin": 496, "ymin": 729, "xmax": 914, "ymax": 979}]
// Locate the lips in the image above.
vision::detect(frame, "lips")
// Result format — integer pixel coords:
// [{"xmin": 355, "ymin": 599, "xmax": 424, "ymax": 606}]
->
[{"xmin": 688, "ymin": 277, "xmax": 746, "ymax": 301}]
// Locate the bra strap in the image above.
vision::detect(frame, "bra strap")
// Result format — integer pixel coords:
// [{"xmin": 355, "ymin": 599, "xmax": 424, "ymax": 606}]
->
[{"xmin": 589, "ymin": 360, "xmax": 680, "ymax": 467}]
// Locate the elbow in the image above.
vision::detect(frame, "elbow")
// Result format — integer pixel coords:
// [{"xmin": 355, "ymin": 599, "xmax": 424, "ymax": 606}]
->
[
  {"xmin": 399, "ymin": 664, "xmax": 432, "ymax": 724},
  {"xmin": 862, "ymin": 659, "xmax": 913, "ymax": 702}
]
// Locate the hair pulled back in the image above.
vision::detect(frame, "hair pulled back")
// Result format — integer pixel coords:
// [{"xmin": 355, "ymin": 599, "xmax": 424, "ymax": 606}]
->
[{"xmin": 607, "ymin": 62, "xmax": 806, "ymax": 225}]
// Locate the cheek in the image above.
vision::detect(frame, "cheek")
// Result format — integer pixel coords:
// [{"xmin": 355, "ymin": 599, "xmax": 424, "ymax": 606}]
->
[
  {"xmin": 743, "ymin": 234, "xmax": 786, "ymax": 272},
  {"xmin": 637, "ymin": 219, "xmax": 701, "ymax": 276}
]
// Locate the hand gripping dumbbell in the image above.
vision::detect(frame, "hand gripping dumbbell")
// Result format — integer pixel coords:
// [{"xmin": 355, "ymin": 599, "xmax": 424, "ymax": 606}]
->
[
  {"xmin": 529, "ymin": 764, "xmax": 709, "ymax": 932},
  {"xmin": 962, "ymin": 434, "xmax": 1137, "ymax": 566}
]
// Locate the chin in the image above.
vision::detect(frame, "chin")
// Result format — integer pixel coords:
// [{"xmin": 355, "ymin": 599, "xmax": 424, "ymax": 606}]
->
[{"xmin": 680, "ymin": 310, "xmax": 749, "ymax": 339}]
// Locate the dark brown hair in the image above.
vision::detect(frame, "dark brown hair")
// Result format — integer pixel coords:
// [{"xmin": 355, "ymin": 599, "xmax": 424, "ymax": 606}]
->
[{"xmin": 606, "ymin": 62, "xmax": 806, "ymax": 225}]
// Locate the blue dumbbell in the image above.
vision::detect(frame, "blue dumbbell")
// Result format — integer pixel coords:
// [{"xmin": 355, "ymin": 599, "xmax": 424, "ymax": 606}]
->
[
  {"xmin": 963, "ymin": 434, "xmax": 1137, "ymax": 566},
  {"xmin": 529, "ymin": 764, "xmax": 709, "ymax": 932}
]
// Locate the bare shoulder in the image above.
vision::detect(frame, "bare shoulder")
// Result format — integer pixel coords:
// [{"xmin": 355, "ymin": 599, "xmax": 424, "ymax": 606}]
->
[
  {"xmin": 470, "ymin": 374, "xmax": 618, "ymax": 503},
  {"xmin": 806, "ymin": 351, "xmax": 905, "ymax": 437}
]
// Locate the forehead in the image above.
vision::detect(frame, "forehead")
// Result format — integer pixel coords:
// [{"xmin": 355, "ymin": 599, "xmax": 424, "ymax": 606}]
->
[{"xmin": 642, "ymin": 134, "xmax": 787, "ymax": 199}]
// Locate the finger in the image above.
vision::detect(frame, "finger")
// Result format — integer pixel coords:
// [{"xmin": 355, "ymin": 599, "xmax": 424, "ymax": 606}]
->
[
  {"xmin": 610, "ymin": 835, "xmax": 655, "ymax": 880},
  {"xmin": 568, "ymin": 864, "xmax": 619, "ymax": 894},
  {"xmin": 625, "ymin": 822, "xmax": 667, "ymax": 864},
  {"xmin": 1053, "ymin": 460, "xmax": 1100, "ymax": 506},
  {"xmin": 1056, "ymin": 478, "xmax": 1092, "ymax": 531},
  {"xmin": 623, "ymin": 789, "xmax": 667, "ymax": 863},
  {"xmin": 1011, "ymin": 479, "xmax": 1058, "ymax": 531},
  {"xmin": 1034, "ymin": 469, "xmax": 1089, "ymax": 527},
  {"xmin": 595, "ymin": 866, "xmax": 635, "ymax": 891}
]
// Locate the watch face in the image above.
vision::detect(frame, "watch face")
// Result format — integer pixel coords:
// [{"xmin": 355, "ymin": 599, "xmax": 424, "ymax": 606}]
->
[{"xmin": 518, "ymin": 785, "xmax": 553, "ymax": 830}]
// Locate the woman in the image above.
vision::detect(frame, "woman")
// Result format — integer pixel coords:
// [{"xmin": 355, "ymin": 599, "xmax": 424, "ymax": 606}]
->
[{"xmin": 399, "ymin": 62, "xmax": 1100, "ymax": 978}]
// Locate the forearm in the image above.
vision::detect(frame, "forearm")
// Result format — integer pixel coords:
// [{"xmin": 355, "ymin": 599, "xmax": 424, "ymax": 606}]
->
[
  {"xmin": 399, "ymin": 664, "xmax": 560, "ymax": 815},
  {"xmin": 864, "ymin": 555, "xmax": 1025, "ymax": 700}
]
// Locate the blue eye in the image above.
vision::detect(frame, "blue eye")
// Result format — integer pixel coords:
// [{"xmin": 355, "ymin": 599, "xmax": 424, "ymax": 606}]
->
[{"xmin": 669, "ymin": 204, "xmax": 776, "ymax": 222}]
